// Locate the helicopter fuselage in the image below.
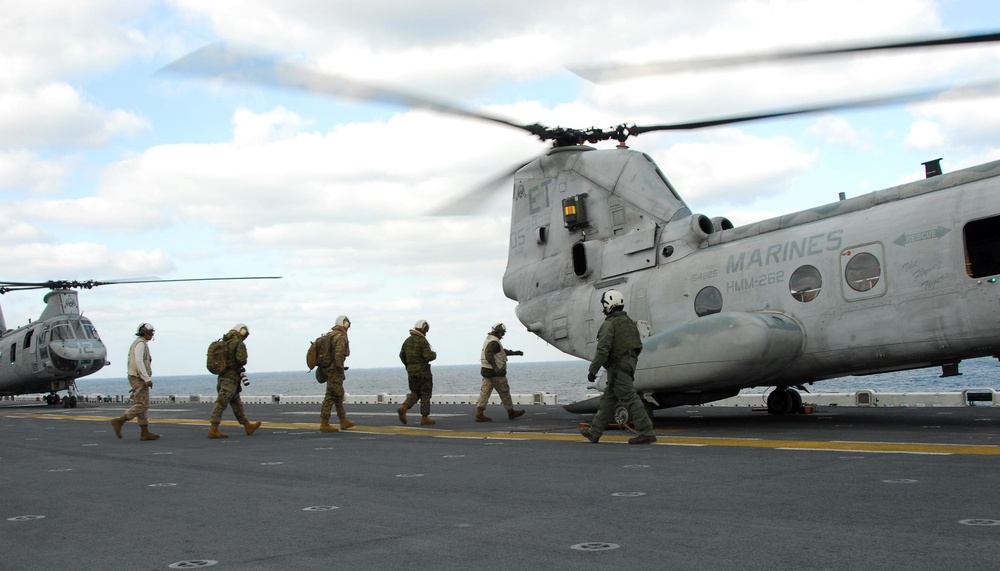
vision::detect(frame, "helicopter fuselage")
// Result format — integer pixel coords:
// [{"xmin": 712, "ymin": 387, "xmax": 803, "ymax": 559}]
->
[
  {"xmin": 505, "ymin": 146, "xmax": 1000, "ymax": 410},
  {"xmin": 0, "ymin": 290, "xmax": 109, "ymax": 397}
]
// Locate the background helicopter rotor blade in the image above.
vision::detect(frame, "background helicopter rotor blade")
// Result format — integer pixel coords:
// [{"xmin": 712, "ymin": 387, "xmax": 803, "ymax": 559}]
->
[
  {"xmin": 0, "ymin": 276, "xmax": 281, "ymax": 294},
  {"xmin": 570, "ymin": 30, "xmax": 1000, "ymax": 83}
]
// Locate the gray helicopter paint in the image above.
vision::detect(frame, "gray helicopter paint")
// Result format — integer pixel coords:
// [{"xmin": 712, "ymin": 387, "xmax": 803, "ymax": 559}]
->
[
  {"xmin": 0, "ymin": 289, "xmax": 108, "ymax": 396},
  {"xmin": 506, "ymin": 146, "xmax": 1000, "ymax": 406}
]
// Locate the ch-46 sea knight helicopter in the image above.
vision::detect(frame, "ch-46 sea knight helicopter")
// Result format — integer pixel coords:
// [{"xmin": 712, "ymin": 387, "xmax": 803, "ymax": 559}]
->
[
  {"xmin": 0, "ymin": 277, "xmax": 278, "ymax": 407},
  {"xmin": 164, "ymin": 31, "xmax": 1000, "ymax": 418}
]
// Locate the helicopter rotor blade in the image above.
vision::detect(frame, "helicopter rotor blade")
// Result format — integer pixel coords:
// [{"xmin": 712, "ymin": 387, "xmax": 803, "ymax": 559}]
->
[
  {"xmin": 159, "ymin": 43, "xmax": 539, "ymax": 138},
  {"xmin": 427, "ymin": 157, "xmax": 539, "ymax": 216},
  {"xmin": 570, "ymin": 30, "xmax": 1000, "ymax": 83},
  {"xmin": 0, "ymin": 276, "xmax": 281, "ymax": 295},
  {"xmin": 624, "ymin": 79, "xmax": 1000, "ymax": 135},
  {"xmin": 91, "ymin": 276, "xmax": 282, "ymax": 286}
]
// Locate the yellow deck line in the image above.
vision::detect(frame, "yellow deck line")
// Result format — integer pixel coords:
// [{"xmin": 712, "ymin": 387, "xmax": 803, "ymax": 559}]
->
[{"xmin": 6, "ymin": 413, "xmax": 1000, "ymax": 455}]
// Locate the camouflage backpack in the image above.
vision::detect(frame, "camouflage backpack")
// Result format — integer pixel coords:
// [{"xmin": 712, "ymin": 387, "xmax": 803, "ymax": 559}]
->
[
  {"xmin": 306, "ymin": 333, "xmax": 335, "ymax": 371},
  {"xmin": 206, "ymin": 338, "xmax": 227, "ymax": 374}
]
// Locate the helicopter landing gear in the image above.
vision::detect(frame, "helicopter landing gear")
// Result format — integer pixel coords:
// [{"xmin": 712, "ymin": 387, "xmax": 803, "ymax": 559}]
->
[
  {"xmin": 62, "ymin": 381, "xmax": 79, "ymax": 408},
  {"xmin": 613, "ymin": 399, "xmax": 655, "ymax": 429},
  {"xmin": 766, "ymin": 387, "xmax": 802, "ymax": 415}
]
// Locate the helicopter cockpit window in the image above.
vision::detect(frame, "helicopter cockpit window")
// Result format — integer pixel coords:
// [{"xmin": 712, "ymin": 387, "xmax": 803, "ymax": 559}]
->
[
  {"xmin": 694, "ymin": 286, "xmax": 723, "ymax": 317},
  {"xmin": 789, "ymin": 265, "xmax": 822, "ymax": 302},
  {"xmin": 844, "ymin": 253, "xmax": 881, "ymax": 292},
  {"xmin": 71, "ymin": 319, "xmax": 86, "ymax": 339},
  {"xmin": 81, "ymin": 318, "xmax": 99, "ymax": 340},
  {"xmin": 49, "ymin": 321, "xmax": 74, "ymax": 341}
]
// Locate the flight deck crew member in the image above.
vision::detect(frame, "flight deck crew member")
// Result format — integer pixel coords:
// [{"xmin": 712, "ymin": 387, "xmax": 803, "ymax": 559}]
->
[
  {"xmin": 111, "ymin": 322, "xmax": 160, "ymax": 441},
  {"xmin": 476, "ymin": 322, "xmax": 525, "ymax": 422},
  {"xmin": 579, "ymin": 290, "xmax": 657, "ymax": 445},
  {"xmin": 397, "ymin": 319, "xmax": 437, "ymax": 425},
  {"xmin": 207, "ymin": 323, "xmax": 262, "ymax": 439},
  {"xmin": 319, "ymin": 315, "xmax": 354, "ymax": 433}
]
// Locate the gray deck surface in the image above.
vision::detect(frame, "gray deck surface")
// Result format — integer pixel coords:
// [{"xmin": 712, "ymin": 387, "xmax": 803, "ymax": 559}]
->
[{"xmin": 2, "ymin": 401, "xmax": 999, "ymax": 570}]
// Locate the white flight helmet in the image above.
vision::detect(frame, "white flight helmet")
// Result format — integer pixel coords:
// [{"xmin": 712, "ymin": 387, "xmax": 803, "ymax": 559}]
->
[
  {"xmin": 414, "ymin": 319, "xmax": 429, "ymax": 333},
  {"xmin": 335, "ymin": 315, "xmax": 351, "ymax": 328},
  {"xmin": 136, "ymin": 322, "xmax": 155, "ymax": 337},
  {"xmin": 601, "ymin": 290, "xmax": 625, "ymax": 315},
  {"xmin": 232, "ymin": 323, "xmax": 250, "ymax": 338},
  {"xmin": 491, "ymin": 322, "xmax": 506, "ymax": 336}
]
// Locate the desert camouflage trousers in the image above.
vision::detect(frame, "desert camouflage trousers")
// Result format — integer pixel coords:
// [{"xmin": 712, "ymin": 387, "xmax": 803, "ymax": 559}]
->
[
  {"xmin": 124, "ymin": 375, "xmax": 149, "ymax": 426},
  {"xmin": 210, "ymin": 377, "xmax": 248, "ymax": 425},
  {"xmin": 320, "ymin": 379, "xmax": 346, "ymax": 420},
  {"xmin": 477, "ymin": 375, "xmax": 514, "ymax": 410}
]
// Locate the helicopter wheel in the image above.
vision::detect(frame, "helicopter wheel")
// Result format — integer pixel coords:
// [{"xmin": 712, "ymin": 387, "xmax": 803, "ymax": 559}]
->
[
  {"xmin": 766, "ymin": 388, "xmax": 795, "ymax": 415},
  {"xmin": 613, "ymin": 403, "xmax": 630, "ymax": 427},
  {"xmin": 69, "ymin": 395, "xmax": 78, "ymax": 408},
  {"xmin": 613, "ymin": 402, "xmax": 650, "ymax": 432},
  {"xmin": 785, "ymin": 388, "xmax": 802, "ymax": 413}
]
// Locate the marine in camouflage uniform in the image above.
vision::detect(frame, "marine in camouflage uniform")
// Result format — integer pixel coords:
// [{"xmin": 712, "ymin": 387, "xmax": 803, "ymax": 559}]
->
[
  {"xmin": 320, "ymin": 316, "xmax": 354, "ymax": 432},
  {"xmin": 207, "ymin": 324, "xmax": 262, "ymax": 439},
  {"xmin": 397, "ymin": 320, "xmax": 437, "ymax": 425},
  {"xmin": 580, "ymin": 290, "xmax": 657, "ymax": 445}
]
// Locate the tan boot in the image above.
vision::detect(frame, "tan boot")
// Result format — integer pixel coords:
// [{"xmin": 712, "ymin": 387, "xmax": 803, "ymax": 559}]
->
[
  {"xmin": 475, "ymin": 407, "xmax": 492, "ymax": 422},
  {"xmin": 320, "ymin": 417, "xmax": 340, "ymax": 433},
  {"xmin": 140, "ymin": 425, "xmax": 160, "ymax": 441},
  {"xmin": 111, "ymin": 415, "xmax": 128, "ymax": 439},
  {"xmin": 420, "ymin": 415, "xmax": 436, "ymax": 425},
  {"xmin": 507, "ymin": 408, "xmax": 525, "ymax": 420},
  {"xmin": 244, "ymin": 420, "xmax": 262, "ymax": 436},
  {"xmin": 397, "ymin": 404, "xmax": 409, "ymax": 425},
  {"xmin": 339, "ymin": 415, "xmax": 355, "ymax": 430},
  {"xmin": 208, "ymin": 422, "xmax": 228, "ymax": 439}
]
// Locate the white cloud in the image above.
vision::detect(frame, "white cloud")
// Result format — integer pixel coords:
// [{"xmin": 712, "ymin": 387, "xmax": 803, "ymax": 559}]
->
[
  {"xmin": 656, "ymin": 129, "xmax": 819, "ymax": 205},
  {"xmin": 906, "ymin": 119, "xmax": 946, "ymax": 149},
  {"xmin": 0, "ymin": 150, "xmax": 70, "ymax": 193},
  {"xmin": 0, "ymin": 243, "xmax": 174, "ymax": 278},
  {"xmin": 0, "ymin": 83, "xmax": 149, "ymax": 148}
]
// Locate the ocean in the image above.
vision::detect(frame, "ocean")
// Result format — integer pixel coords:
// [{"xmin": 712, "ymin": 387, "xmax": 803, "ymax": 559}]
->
[{"xmin": 79, "ymin": 357, "xmax": 1000, "ymax": 404}]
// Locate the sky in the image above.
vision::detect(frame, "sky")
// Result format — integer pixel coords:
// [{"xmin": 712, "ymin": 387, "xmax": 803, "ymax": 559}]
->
[{"xmin": 3, "ymin": 0, "xmax": 1000, "ymax": 378}]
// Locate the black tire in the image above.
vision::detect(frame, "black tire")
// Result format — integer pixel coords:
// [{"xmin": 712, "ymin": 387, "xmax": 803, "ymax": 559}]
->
[{"xmin": 766, "ymin": 388, "xmax": 794, "ymax": 415}]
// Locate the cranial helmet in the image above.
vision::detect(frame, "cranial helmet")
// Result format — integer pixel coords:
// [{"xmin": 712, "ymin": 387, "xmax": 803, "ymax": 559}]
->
[
  {"xmin": 232, "ymin": 323, "xmax": 250, "ymax": 338},
  {"xmin": 600, "ymin": 290, "xmax": 625, "ymax": 315},
  {"xmin": 414, "ymin": 319, "xmax": 429, "ymax": 333},
  {"xmin": 137, "ymin": 322, "xmax": 155, "ymax": 337},
  {"xmin": 491, "ymin": 322, "xmax": 506, "ymax": 336},
  {"xmin": 335, "ymin": 315, "xmax": 351, "ymax": 328}
]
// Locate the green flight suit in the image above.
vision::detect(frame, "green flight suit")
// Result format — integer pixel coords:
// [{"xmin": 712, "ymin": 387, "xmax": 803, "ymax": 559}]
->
[{"xmin": 587, "ymin": 310, "xmax": 654, "ymax": 438}]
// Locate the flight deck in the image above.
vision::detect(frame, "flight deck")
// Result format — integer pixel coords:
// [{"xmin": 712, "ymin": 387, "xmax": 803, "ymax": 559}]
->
[{"xmin": 2, "ymin": 402, "xmax": 999, "ymax": 570}]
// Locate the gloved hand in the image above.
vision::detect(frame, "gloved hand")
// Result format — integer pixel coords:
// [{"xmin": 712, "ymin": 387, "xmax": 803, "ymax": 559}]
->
[
  {"xmin": 344, "ymin": 366, "xmax": 349, "ymax": 371},
  {"xmin": 587, "ymin": 371, "xmax": 597, "ymax": 383}
]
